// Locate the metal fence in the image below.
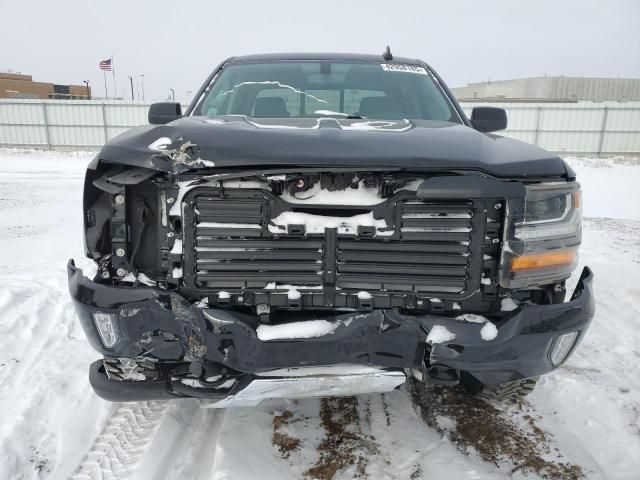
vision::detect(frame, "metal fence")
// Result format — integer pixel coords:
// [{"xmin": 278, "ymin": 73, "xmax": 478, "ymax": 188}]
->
[
  {"xmin": 460, "ymin": 102, "xmax": 640, "ymax": 156},
  {"xmin": 1, "ymin": 99, "xmax": 639, "ymax": 156}
]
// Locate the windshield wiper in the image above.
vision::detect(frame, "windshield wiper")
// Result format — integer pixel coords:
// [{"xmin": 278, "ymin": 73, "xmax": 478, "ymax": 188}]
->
[{"xmin": 314, "ymin": 110, "xmax": 366, "ymax": 120}]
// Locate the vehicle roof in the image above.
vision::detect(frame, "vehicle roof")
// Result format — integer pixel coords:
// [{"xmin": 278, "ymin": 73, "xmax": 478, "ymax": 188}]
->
[{"xmin": 228, "ymin": 52, "xmax": 424, "ymax": 65}]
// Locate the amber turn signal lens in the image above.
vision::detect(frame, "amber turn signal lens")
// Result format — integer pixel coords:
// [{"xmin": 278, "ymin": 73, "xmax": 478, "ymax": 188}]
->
[
  {"xmin": 511, "ymin": 250, "xmax": 577, "ymax": 272},
  {"xmin": 572, "ymin": 190, "xmax": 581, "ymax": 209}
]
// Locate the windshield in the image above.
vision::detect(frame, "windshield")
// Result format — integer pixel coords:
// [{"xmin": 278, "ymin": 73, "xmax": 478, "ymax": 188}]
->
[{"xmin": 194, "ymin": 61, "xmax": 461, "ymax": 122}]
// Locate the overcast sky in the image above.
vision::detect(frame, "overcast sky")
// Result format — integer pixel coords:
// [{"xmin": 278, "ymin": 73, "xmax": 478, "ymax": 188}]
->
[{"xmin": 1, "ymin": 0, "xmax": 639, "ymax": 102}]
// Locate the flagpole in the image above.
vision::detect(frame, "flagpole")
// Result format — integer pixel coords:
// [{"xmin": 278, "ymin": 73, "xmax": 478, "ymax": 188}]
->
[
  {"xmin": 103, "ymin": 70, "xmax": 108, "ymax": 99},
  {"xmin": 111, "ymin": 54, "xmax": 117, "ymax": 101}
]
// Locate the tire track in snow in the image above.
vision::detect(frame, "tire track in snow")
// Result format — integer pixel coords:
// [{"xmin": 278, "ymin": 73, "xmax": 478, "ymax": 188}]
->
[
  {"xmin": 69, "ymin": 401, "xmax": 169, "ymax": 480},
  {"xmin": 133, "ymin": 401, "xmax": 228, "ymax": 480}
]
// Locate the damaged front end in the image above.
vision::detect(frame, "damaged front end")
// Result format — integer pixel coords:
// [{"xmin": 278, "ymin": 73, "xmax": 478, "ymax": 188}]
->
[
  {"xmin": 70, "ymin": 154, "xmax": 594, "ymax": 405},
  {"xmin": 69, "ymin": 260, "xmax": 594, "ymax": 405}
]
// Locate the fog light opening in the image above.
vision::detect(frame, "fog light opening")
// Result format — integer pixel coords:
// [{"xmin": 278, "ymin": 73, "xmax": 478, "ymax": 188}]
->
[
  {"xmin": 93, "ymin": 312, "xmax": 120, "ymax": 348},
  {"xmin": 549, "ymin": 331, "xmax": 579, "ymax": 366}
]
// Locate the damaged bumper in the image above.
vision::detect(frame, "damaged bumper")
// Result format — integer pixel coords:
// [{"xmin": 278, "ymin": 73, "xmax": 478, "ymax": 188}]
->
[{"xmin": 68, "ymin": 260, "xmax": 595, "ymax": 404}]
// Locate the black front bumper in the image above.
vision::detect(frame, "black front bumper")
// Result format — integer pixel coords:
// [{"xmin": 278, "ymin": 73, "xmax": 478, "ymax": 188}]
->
[{"xmin": 68, "ymin": 260, "xmax": 595, "ymax": 402}]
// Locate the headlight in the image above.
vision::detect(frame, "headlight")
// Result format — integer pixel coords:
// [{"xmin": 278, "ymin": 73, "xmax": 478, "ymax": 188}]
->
[{"xmin": 500, "ymin": 182, "xmax": 582, "ymax": 289}]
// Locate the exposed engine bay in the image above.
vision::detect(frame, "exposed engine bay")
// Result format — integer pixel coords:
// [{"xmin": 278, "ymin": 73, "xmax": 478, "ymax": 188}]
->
[{"xmin": 84, "ymin": 167, "xmax": 524, "ymax": 323}]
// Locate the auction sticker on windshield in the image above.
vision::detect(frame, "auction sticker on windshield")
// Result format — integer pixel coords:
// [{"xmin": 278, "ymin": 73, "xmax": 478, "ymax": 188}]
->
[{"xmin": 381, "ymin": 64, "xmax": 428, "ymax": 75}]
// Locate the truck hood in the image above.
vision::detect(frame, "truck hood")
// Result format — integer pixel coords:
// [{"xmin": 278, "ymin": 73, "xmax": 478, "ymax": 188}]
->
[{"xmin": 95, "ymin": 115, "xmax": 572, "ymax": 179}]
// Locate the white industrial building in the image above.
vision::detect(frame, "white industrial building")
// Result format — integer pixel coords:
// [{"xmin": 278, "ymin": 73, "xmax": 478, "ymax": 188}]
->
[{"xmin": 452, "ymin": 76, "xmax": 640, "ymax": 102}]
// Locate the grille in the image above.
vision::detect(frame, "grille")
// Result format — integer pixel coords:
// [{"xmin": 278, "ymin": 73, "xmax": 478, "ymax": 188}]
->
[
  {"xmin": 196, "ymin": 239, "xmax": 323, "ymax": 287},
  {"xmin": 183, "ymin": 191, "xmax": 484, "ymax": 298},
  {"xmin": 337, "ymin": 202, "xmax": 473, "ymax": 293},
  {"xmin": 190, "ymin": 197, "xmax": 322, "ymax": 288}
]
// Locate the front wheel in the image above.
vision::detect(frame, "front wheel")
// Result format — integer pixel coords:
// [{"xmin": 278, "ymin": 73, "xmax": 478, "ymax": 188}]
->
[{"xmin": 477, "ymin": 377, "xmax": 539, "ymax": 401}]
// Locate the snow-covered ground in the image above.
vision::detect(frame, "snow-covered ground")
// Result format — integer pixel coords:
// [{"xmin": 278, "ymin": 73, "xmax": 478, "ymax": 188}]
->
[{"xmin": 0, "ymin": 149, "xmax": 639, "ymax": 480}]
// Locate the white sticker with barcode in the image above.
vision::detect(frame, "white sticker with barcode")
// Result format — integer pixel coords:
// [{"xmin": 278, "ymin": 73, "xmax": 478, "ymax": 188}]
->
[{"xmin": 380, "ymin": 64, "xmax": 428, "ymax": 75}]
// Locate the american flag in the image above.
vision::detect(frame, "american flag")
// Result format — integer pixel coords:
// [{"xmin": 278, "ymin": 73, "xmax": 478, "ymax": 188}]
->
[{"xmin": 99, "ymin": 59, "xmax": 112, "ymax": 71}]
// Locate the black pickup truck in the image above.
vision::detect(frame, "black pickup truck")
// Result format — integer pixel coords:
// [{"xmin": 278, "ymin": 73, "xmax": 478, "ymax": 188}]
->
[{"xmin": 68, "ymin": 51, "xmax": 594, "ymax": 406}]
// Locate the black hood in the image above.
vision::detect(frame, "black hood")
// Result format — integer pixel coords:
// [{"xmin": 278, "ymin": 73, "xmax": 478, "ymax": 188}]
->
[{"xmin": 95, "ymin": 116, "xmax": 572, "ymax": 179}]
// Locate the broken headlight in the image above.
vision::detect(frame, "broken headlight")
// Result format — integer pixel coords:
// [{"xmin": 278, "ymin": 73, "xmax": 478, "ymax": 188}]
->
[{"xmin": 500, "ymin": 182, "xmax": 582, "ymax": 289}]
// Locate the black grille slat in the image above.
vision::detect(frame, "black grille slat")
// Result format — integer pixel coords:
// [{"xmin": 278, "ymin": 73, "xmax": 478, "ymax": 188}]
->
[
  {"xmin": 197, "ymin": 262, "xmax": 321, "ymax": 272},
  {"xmin": 196, "ymin": 198, "xmax": 263, "ymax": 214},
  {"xmin": 399, "ymin": 231, "xmax": 471, "ymax": 242},
  {"xmin": 196, "ymin": 272, "xmax": 322, "ymax": 283},
  {"xmin": 196, "ymin": 239, "xmax": 323, "ymax": 249},
  {"xmin": 338, "ymin": 241, "xmax": 468, "ymax": 254},
  {"xmin": 402, "ymin": 203, "xmax": 472, "ymax": 215},
  {"xmin": 197, "ymin": 227, "xmax": 263, "ymax": 237},
  {"xmin": 197, "ymin": 250, "xmax": 321, "ymax": 261},
  {"xmin": 195, "ymin": 198, "xmax": 264, "ymax": 228},
  {"xmin": 401, "ymin": 217, "xmax": 471, "ymax": 229},
  {"xmin": 339, "ymin": 263, "xmax": 466, "ymax": 276},
  {"xmin": 337, "ymin": 275, "xmax": 466, "ymax": 289},
  {"xmin": 338, "ymin": 251, "xmax": 468, "ymax": 265},
  {"xmin": 197, "ymin": 214, "xmax": 264, "ymax": 223}
]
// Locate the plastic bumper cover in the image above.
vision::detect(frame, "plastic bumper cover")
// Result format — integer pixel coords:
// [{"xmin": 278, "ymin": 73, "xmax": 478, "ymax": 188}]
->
[{"xmin": 68, "ymin": 260, "xmax": 595, "ymax": 401}]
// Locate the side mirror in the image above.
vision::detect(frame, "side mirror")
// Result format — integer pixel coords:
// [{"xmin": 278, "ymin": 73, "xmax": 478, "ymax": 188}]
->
[
  {"xmin": 148, "ymin": 102, "xmax": 182, "ymax": 125},
  {"xmin": 471, "ymin": 107, "xmax": 507, "ymax": 133}
]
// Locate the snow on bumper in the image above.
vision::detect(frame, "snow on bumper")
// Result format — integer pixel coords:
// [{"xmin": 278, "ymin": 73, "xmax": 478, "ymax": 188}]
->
[{"xmin": 68, "ymin": 260, "xmax": 595, "ymax": 402}]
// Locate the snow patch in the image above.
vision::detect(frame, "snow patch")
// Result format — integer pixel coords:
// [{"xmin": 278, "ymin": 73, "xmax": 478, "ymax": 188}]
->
[
  {"xmin": 357, "ymin": 291, "xmax": 372, "ymax": 300},
  {"xmin": 195, "ymin": 297, "xmax": 209, "ymax": 308},
  {"xmin": 256, "ymin": 319, "xmax": 340, "ymax": 341},
  {"xmin": 170, "ymin": 239, "xmax": 183, "ymax": 254},
  {"xmin": 263, "ymin": 283, "xmax": 323, "ymax": 292},
  {"xmin": 269, "ymin": 211, "xmax": 392, "ymax": 236},
  {"xmin": 480, "ymin": 322, "xmax": 498, "ymax": 341},
  {"xmin": 287, "ymin": 288, "xmax": 301, "ymax": 300},
  {"xmin": 194, "ymin": 159, "xmax": 215, "ymax": 168},
  {"xmin": 121, "ymin": 272, "xmax": 137, "ymax": 282},
  {"xmin": 501, "ymin": 297, "xmax": 520, "ymax": 312},
  {"xmin": 426, "ymin": 325, "xmax": 456, "ymax": 344},
  {"xmin": 456, "ymin": 313, "xmax": 488, "ymax": 324}
]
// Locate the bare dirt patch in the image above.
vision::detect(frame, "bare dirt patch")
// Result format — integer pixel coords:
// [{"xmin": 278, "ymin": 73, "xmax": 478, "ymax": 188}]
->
[
  {"xmin": 410, "ymin": 380, "xmax": 583, "ymax": 480},
  {"xmin": 272, "ymin": 410, "xmax": 302, "ymax": 459},
  {"xmin": 305, "ymin": 397, "xmax": 379, "ymax": 480}
]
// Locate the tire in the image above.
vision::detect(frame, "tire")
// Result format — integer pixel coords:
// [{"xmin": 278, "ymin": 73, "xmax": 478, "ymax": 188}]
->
[{"xmin": 478, "ymin": 377, "xmax": 539, "ymax": 402}]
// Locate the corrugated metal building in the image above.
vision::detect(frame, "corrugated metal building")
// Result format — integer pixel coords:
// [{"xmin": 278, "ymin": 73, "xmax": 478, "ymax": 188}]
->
[{"xmin": 452, "ymin": 76, "xmax": 640, "ymax": 102}]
